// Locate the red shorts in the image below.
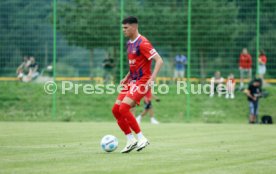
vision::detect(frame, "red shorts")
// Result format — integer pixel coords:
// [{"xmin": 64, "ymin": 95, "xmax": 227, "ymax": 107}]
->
[{"xmin": 116, "ymin": 80, "xmax": 150, "ymax": 105}]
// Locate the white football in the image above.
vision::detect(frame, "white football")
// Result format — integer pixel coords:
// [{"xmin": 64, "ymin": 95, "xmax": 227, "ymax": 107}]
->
[{"xmin": 100, "ymin": 135, "xmax": 118, "ymax": 152}]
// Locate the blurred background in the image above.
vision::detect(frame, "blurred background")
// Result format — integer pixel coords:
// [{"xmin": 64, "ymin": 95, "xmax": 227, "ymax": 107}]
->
[{"xmin": 0, "ymin": 0, "xmax": 275, "ymax": 123}]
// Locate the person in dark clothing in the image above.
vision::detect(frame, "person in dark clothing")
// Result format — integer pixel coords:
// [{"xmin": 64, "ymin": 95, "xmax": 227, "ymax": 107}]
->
[
  {"xmin": 102, "ymin": 55, "xmax": 115, "ymax": 84},
  {"xmin": 244, "ymin": 78, "xmax": 262, "ymax": 124}
]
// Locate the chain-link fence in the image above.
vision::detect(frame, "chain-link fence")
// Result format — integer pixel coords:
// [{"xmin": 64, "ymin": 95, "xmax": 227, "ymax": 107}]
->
[
  {"xmin": 1, "ymin": 0, "xmax": 275, "ymax": 121},
  {"xmin": 2, "ymin": 0, "xmax": 275, "ymax": 80}
]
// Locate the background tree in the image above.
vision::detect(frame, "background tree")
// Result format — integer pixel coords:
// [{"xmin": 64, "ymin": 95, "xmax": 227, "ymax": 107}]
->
[
  {"xmin": 56, "ymin": 0, "xmax": 120, "ymax": 77},
  {"xmin": 0, "ymin": 0, "xmax": 53, "ymax": 75}
]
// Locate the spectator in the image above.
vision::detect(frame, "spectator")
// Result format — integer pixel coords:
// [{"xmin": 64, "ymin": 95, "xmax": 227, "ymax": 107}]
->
[
  {"xmin": 210, "ymin": 71, "xmax": 224, "ymax": 97},
  {"xmin": 239, "ymin": 48, "xmax": 252, "ymax": 90},
  {"xmin": 244, "ymin": 78, "xmax": 262, "ymax": 124},
  {"xmin": 173, "ymin": 53, "xmax": 186, "ymax": 80},
  {"xmin": 16, "ymin": 56, "xmax": 31, "ymax": 81},
  {"xmin": 102, "ymin": 54, "xmax": 115, "ymax": 84},
  {"xmin": 225, "ymin": 73, "xmax": 236, "ymax": 99},
  {"xmin": 25, "ymin": 56, "xmax": 39, "ymax": 82},
  {"xmin": 136, "ymin": 90, "xmax": 160, "ymax": 125},
  {"xmin": 258, "ymin": 50, "xmax": 267, "ymax": 85}
]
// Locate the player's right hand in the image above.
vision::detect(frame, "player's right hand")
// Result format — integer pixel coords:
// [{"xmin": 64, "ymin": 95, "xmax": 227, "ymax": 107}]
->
[{"xmin": 120, "ymin": 78, "xmax": 127, "ymax": 85}]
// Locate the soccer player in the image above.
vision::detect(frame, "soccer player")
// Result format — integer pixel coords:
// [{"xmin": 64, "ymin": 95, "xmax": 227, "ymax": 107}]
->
[
  {"xmin": 136, "ymin": 89, "xmax": 160, "ymax": 124},
  {"xmin": 111, "ymin": 16, "xmax": 163, "ymax": 153}
]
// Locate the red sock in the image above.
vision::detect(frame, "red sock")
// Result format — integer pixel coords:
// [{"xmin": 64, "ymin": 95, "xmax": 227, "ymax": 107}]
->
[
  {"xmin": 119, "ymin": 103, "xmax": 141, "ymax": 134},
  {"xmin": 112, "ymin": 104, "xmax": 131, "ymax": 135}
]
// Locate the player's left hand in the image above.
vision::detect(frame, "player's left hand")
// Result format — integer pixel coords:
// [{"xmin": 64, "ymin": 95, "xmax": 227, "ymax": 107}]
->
[{"xmin": 146, "ymin": 79, "xmax": 154, "ymax": 87}]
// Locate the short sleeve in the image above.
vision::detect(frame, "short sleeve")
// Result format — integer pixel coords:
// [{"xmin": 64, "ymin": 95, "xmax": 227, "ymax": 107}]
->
[{"xmin": 140, "ymin": 41, "xmax": 158, "ymax": 60}]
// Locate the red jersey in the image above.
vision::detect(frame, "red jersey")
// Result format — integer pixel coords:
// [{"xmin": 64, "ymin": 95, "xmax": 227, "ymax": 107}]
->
[
  {"xmin": 259, "ymin": 55, "xmax": 267, "ymax": 64},
  {"xmin": 127, "ymin": 35, "xmax": 158, "ymax": 82},
  {"xmin": 239, "ymin": 53, "xmax": 252, "ymax": 69}
]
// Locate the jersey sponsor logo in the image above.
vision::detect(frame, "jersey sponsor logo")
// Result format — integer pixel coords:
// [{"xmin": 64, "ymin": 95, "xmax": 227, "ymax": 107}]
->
[
  {"xmin": 129, "ymin": 59, "xmax": 136, "ymax": 65},
  {"xmin": 150, "ymin": 49, "xmax": 156, "ymax": 55}
]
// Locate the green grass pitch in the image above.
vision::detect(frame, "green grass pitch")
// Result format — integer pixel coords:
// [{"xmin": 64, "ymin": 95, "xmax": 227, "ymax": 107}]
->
[{"xmin": 1, "ymin": 122, "xmax": 276, "ymax": 174}]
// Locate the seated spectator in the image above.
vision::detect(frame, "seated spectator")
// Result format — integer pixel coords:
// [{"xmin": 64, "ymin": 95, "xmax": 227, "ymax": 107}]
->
[
  {"xmin": 16, "ymin": 56, "xmax": 31, "ymax": 81},
  {"xmin": 225, "ymin": 73, "xmax": 236, "ymax": 99},
  {"xmin": 25, "ymin": 56, "xmax": 39, "ymax": 82},
  {"xmin": 102, "ymin": 54, "xmax": 115, "ymax": 84},
  {"xmin": 210, "ymin": 71, "xmax": 224, "ymax": 97}
]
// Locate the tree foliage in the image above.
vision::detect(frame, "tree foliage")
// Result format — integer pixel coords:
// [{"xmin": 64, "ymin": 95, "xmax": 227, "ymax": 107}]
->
[
  {"xmin": 1, "ymin": 0, "xmax": 276, "ymax": 77},
  {"xmin": 57, "ymin": 0, "xmax": 120, "ymax": 48}
]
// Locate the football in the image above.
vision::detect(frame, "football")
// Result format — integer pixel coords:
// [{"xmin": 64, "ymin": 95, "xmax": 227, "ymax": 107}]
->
[{"xmin": 100, "ymin": 135, "xmax": 118, "ymax": 152}]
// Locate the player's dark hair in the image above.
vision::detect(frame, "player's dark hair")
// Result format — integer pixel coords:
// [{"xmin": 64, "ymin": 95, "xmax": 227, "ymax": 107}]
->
[{"xmin": 122, "ymin": 16, "xmax": 138, "ymax": 24}]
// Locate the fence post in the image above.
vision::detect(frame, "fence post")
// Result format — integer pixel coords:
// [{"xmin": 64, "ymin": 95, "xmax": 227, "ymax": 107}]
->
[
  {"xmin": 186, "ymin": 0, "xmax": 192, "ymax": 122},
  {"xmin": 256, "ymin": 0, "xmax": 260, "ymax": 77},
  {"xmin": 52, "ymin": 0, "xmax": 57, "ymax": 120},
  {"xmin": 120, "ymin": 0, "xmax": 125, "ymax": 80}
]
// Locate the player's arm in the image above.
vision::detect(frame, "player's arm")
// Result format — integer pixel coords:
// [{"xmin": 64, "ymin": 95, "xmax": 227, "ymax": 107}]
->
[
  {"xmin": 147, "ymin": 54, "xmax": 163, "ymax": 85},
  {"xmin": 151, "ymin": 94, "xmax": 160, "ymax": 102},
  {"xmin": 139, "ymin": 41, "xmax": 163, "ymax": 85},
  {"xmin": 120, "ymin": 71, "xmax": 130, "ymax": 84}
]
